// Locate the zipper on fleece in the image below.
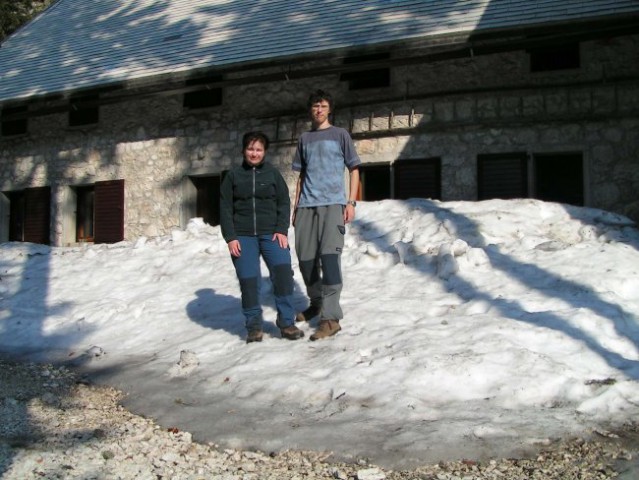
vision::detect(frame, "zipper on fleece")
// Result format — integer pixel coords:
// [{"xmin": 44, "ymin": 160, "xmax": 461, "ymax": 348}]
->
[{"xmin": 252, "ymin": 167, "xmax": 257, "ymax": 235}]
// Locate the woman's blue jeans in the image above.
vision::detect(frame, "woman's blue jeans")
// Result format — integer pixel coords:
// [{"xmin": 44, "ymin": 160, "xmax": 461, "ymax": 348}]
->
[{"xmin": 232, "ymin": 235, "xmax": 295, "ymax": 332}]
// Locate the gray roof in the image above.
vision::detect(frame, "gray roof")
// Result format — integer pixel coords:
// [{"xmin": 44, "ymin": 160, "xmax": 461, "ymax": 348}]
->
[{"xmin": 1, "ymin": 0, "xmax": 639, "ymax": 104}]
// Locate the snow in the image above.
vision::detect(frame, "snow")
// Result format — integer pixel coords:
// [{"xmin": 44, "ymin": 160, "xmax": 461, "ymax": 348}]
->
[{"xmin": 2, "ymin": 198, "xmax": 639, "ymax": 468}]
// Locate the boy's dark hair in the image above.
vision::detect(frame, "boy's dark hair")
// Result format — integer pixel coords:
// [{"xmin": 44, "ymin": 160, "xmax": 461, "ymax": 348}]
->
[
  {"xmin": 242, "ymin": 131, "xmax": 270, "ymax": 151},
  {"xmin": 307, "ymin": 89, "xmax": 334, "ymax": 110}
]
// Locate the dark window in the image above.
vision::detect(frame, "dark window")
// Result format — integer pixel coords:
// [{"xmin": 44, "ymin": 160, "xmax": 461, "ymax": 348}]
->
[
  {"xmin": 341, "ymin": 53, "xmax": 391, "ymax": 90},
  {"xmin": 8, "ymin": 191, "xmax": 25, "ymax": 241},
  {"xmin": 76, "ymin": 186, "xmax": 95, "ymax": 241},
  {"xmin": 94, "ymin": 180, "xmax": 125, "ymax": 243},
  {"xmin": 192, "ymin": 174, "xmax": 225, "ymax": 226},
  {"xmin": 1, "ymin": 105, "xmax": 28, "ymax": 136},
  {"xmin": 6, "ymin": 187, "xmax": 51, "ymax": 244},
  {"xmin": 394, "ymin": 158, "xmax": 441, "ymax": 200},
  {"xmin": 183, "ymin": 75, "xmax": 223, "ymax": 109},
  {"xmin": 529, "ymin": 43, "xmax": 580, "ymax": 72},
  {"xmin": 358, "ymin": 164, "xmax": 391, "ymax": 201},
  {"xmin": 477, "ymin": 153, "xmax": 528, "ymax": 200},
  {"xmin": 69, "ymin": 94, "xmax": 99, "ymax": 126},
  {"xmin": 534, "ymin": 153, "xmax": 583, "ymax": 206}
]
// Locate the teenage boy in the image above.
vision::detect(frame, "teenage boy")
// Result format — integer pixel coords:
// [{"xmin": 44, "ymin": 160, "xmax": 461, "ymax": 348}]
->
[{"xmin": 292, "ymin": 89, "xmax": 361, "ymax": 340}]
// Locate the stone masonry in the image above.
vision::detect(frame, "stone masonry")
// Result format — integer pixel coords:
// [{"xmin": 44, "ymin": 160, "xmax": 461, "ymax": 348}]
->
[{"xmin": 0, "ymin": 35, "xmax": 638, "ymax": 245}]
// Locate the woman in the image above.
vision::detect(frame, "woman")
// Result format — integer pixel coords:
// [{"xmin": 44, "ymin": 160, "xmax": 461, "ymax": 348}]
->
[{"xmin": 220, "ymin": 131, "xmax": 304, "ymax": 343}]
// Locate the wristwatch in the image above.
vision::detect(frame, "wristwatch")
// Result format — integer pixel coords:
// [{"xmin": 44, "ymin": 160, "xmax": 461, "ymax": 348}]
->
[{"xmin": 347, "ymin": 200, "xmax": 357, "ymax": 207}]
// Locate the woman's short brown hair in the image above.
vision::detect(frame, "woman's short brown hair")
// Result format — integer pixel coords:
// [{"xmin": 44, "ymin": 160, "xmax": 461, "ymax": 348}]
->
[{"xmin": 242, "ymin": 131, "xmax": 270, "ymax": 151}]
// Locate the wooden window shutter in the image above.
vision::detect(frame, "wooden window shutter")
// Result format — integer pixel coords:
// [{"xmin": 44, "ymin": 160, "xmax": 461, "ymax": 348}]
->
[
  {"xmin": 23, "ymin": 186, "xmax": 51, "ymax": 245},
  {"xmin": 394, "ymin": 158, "xmax": 441, "ymax": 200},
  {"xmin": 94, "ymin": 180, "xmax": 124, "ymax": 243},
  {"xmin": 477, "ymin": 153, "xmax": 528, "ymax": 200}
]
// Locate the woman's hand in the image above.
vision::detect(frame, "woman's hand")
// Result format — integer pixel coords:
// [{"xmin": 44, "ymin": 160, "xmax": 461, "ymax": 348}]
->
[
  {"xmin": 272, "ymin": 233, "xmax": 289, "ymax": 249},
  {"xmin": 228, "ymin": 240, "xmax": 241, "ymax": 257}
]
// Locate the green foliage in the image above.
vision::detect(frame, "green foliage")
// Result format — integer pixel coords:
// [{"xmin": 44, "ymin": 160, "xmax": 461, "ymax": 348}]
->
[{"xmin": 0, "ymin": 0, "xmax": 54, "ymax": 41}]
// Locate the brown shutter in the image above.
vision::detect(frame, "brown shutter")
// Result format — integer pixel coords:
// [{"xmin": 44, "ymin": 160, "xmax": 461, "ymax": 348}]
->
[
  {"xmin": 23, "ymin": 186, "xmax": 51, "ymax": 245},
  {"xmin": 394, "ymin": 158, "xmax": 441, "ymax": 200},
  {"xmin": 94, "ymin": 179, "xmax": 124, "ymax": 244},
  {"xmin": 477, "ymin": 153, "xmax": 528, "ymax": 200}
]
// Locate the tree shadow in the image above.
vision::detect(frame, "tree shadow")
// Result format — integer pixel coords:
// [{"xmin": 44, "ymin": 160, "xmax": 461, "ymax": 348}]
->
[
  {"xmin": 0, "ymin": 241, "xmax": 92, "ymax": 475},
  {"xmin": 351, "ymin": 198, "xmax": 639, "ymax": 380},
  {"xmin": 560, "ymin": 203, "xmax": 639, "ymax": 252},
  {"xmin": 0, "ymin": 357, "xmax": 116, "ymax": 479}
]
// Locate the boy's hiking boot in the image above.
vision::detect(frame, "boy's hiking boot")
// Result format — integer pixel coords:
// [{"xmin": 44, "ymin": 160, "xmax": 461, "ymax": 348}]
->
[
  {"xmin": 296, "ymin": 305, "xmax": 321, "ymax": 323},
  {"xmin": 310, "ymin": 319, "xmax": 341, "ymax": 341},
  {"xmin": 280, "ymin": 325, "xmax": 305, "ymax": 340},
  {"xmin": 246, "ymin": 330, "xmax": 263, "ymax": 343}
]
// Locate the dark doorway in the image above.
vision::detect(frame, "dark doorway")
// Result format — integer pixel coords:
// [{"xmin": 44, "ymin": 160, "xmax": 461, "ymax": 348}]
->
[
  {"xmin": 534, "ymin": 153, "xmax": 584, "ymax": 206},
  {"xmin": 358, "ymin": 164, "xmax": 391, "ymax": 201},
  {"xmin": 193, "ymin": 175, "xmax": 222, "ymax": 226}
]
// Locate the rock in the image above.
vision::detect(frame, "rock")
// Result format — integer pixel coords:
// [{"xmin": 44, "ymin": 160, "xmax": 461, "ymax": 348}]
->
[
  {"xmin": 167, "ymin": 349, "xmax": 200, "ymax": 378},
  {"xmin": 357, "ymin": 467, "xmax": 386, "ymax": 479}
]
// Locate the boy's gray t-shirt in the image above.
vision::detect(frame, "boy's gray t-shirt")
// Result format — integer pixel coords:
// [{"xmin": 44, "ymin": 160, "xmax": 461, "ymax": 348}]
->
[{"xmin": 293, "ymin": 126, "xmax": 361, "ymax": 207}]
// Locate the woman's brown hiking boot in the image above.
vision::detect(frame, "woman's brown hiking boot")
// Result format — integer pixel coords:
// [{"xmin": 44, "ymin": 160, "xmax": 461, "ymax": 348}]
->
[
  {"xmin": 246, "ymin": 330, "xmax": 263, "ymax": 343},
  {"xmin": 309, "ymin": 319, "xmax": 341, "ymax": 341},
  {"xmin": 280, "ymin": 325, "xmax": 305, "ymax": 340}
]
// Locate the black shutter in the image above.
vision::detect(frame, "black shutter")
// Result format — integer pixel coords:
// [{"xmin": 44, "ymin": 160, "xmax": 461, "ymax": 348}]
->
[
  {"xmin": 477, "ymin": 153, "xmax": 528, "ymax": 200},
  {"xmin": 23, "ymin": 187, "xmax": 51, "ymax": 245},
  {"xmin": 94, "ymin": 180, "xmax": 124, "ymax": 243},
  {"xmin": 394, "ymin": 158, "xmax": 441, "ymax": 200}
]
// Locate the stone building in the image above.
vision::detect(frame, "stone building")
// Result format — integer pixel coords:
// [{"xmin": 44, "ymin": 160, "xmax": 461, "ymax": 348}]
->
[{"xmin": 1, "ymin": 0, "xmax": 638, "ymax": 246}]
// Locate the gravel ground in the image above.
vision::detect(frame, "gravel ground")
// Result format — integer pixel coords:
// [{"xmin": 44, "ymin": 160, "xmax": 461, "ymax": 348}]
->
[{"xmin": 1, "ymin": 360, "xmax": 639, "ymax": 480}]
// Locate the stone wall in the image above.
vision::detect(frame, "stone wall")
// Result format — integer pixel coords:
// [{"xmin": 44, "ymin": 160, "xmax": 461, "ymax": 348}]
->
[{"xmin": 0, "ymin": 35, "xmax": 638, "ymax": 245}]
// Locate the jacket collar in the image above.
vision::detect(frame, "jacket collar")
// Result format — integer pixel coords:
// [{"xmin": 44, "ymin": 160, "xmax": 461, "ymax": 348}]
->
[{"xmin": 242, "ymin": 160, "xmax": 266, "ymax": 170}]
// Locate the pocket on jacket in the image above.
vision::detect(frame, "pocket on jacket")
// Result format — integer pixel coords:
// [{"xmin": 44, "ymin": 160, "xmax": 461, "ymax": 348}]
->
[{"xmin": 255, "ymin": 182, "xmax": 276, "ymax": 199}]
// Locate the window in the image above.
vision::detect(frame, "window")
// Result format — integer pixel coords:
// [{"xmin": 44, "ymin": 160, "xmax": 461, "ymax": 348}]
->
[
  {"xmin": 7, "ymin": 191, "xmax": 24, "ymax": 241},
  {"xmin": 1, "ymin": 105, "xmax": 28, "ymax": 137},
  {"xmin": 477, "ymin": 152, "xmax": 584, "ymax": 206},
  {"xmin": 193, "ymin": 175, "xmax": 223, "ymax": 226},
  {"xmin": 69, "ymin": 94, "xmax": 99, "ymax": 127},
  {"xmin": 533, "ymin": 153, "xmax": 583, "ymax": 206},
  {"xmin": 356, "ymin": 159, "xmax": 441, "ymax": 202},
  {"xmin": 529, "ymin": 43, "xmax": 580, "ymax": 72},
  {"xmin": 75, "ymin": 186, "xmax": 95, "ymax": 241},
  {"xmin": 394, "ymin": 158, "xmax": 441, "ymax": 200},
  {"xmin": 183, "ymin": 75, "xmax": 223, "ymax": 109},
  {"xmin": 0, "ymin": 187, "xmax": 51, "ymax": 245},
  {"xmin": 341, "ymin": 53, "xmax": 391, "ymax": 90},
  {"xmin": 184, "ymin": 173, "xmax": 226, "ymax": 226},
  {"xmin": 358, "ymin": 164, "xmax": 391, "ymax": 201},
  {"xmin": 478, "ymin": 153, "xmax": 528, "ymax": 200}
]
